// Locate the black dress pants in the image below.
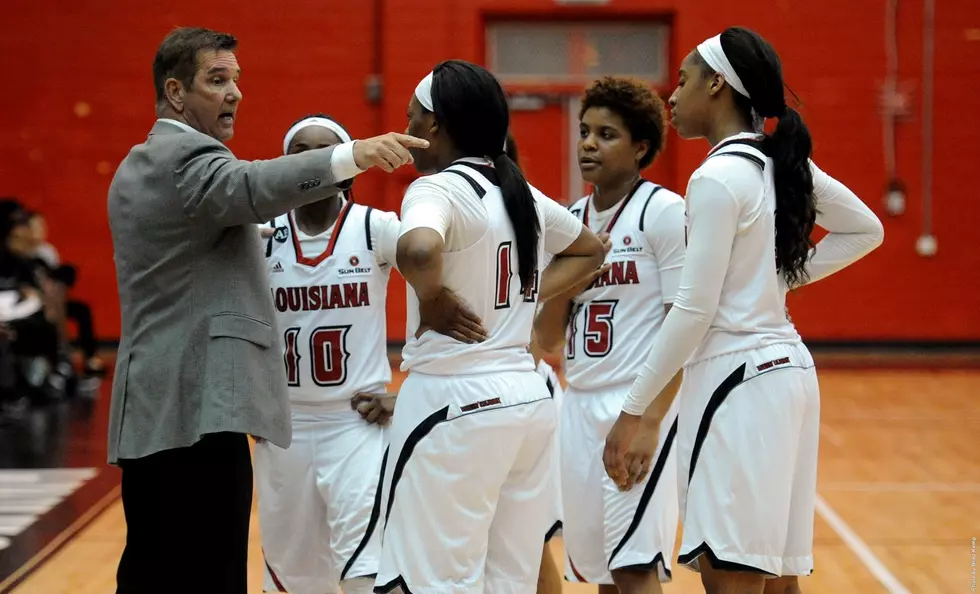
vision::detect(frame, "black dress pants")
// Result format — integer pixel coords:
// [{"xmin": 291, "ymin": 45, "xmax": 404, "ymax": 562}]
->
[{"xmin": 116, "ymin": 432, "xmax": 253, "ymax": 594}]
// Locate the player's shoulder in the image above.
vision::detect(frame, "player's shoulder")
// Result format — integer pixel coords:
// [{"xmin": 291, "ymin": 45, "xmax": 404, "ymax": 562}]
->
[
  {"xmin": 567, "ymin": 195, "xmax": 589, "ymax": 216},
  {"xmin": 694, "ymin": 147, "xmax": 766, "ymax": 183},
  {"xmin": 641, "ymin": 181, "xmax": 683, "ymax": 208}
]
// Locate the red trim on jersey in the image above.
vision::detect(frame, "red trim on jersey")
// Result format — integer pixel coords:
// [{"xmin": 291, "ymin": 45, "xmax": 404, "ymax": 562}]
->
[
  {"xmin": 567, "ymin": 554, "xmax": 589, "ymax": 583},
  {"xmin": 583, "ymin": 179, "xmax": 644, "ymax": 234},
  {"xmin": 263, "ymin": 553, "xmax": 289, "ymax": 592},
  {"xmin": 287, "ymin": 200, "xmax": 354, "ymax": 267}
]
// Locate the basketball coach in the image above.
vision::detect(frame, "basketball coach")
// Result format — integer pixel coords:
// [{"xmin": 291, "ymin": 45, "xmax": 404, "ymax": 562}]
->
[{"xmin": 106, "ymin": 27, "xmax": 427, "ymax": 594}]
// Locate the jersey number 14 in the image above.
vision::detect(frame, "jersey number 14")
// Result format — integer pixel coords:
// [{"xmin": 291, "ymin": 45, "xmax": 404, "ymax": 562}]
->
[{"xmin": 283, "ymin": 326, "xmax": 351, "ymax": 387}]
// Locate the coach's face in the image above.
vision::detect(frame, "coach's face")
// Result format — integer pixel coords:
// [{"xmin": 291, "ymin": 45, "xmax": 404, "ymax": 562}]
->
[{"xmin": 174, "ymin": 49, "xmax": 242, "ymax": 143}]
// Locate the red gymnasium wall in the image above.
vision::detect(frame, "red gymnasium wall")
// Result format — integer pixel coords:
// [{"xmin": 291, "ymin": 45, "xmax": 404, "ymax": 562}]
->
[{"xmin": 1, "ymin": 0, "xmax": 977, "ymax": 343}]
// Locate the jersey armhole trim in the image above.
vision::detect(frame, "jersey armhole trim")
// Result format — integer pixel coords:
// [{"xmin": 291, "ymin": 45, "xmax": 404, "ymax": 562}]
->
[
  {"xmin": 443, "ymin": 169, "xmax": 487, "ymax": 198},
  {"xmin": 364, "ymin": 206, "xmax": 374, "ymax": 251},
  {"xmin": 709, "ymin": 151, "xmax": 765, "ymax": 170},
  {"xmin": 637, "ymin": 185, "xmax": 663, "ymax": 232},
  {"xmin": 265, "ymin": 218, "xmax": 276, "ymax": 258}
]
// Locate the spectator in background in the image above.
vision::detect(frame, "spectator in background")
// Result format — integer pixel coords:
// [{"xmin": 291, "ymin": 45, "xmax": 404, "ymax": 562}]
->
[
  {"xmin": 24, "ymin": 211, "xmax": 105, "ymax": 389},
  {"xmin": 0, "ymin": 207, "xmax": 62, "ymax": 406}
]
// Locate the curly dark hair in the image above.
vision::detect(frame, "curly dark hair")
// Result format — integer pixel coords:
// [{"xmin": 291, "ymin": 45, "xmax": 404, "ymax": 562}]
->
[{"xmin": 579, "ymin": 77, "xmax": 668, "ymax": 169}]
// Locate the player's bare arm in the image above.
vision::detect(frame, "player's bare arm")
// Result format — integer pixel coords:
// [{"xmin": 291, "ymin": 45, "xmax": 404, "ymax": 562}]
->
[
  {"xmin": 537, "ymin": 225, "xmax": 606, "ymax": 302},
  {"xmin": 533, "ymin": 232, "xmax": 612, "ymax": 352},
  {"xmin": 397, "ymin": 228, "xmax": 488, "ymax": 344}
]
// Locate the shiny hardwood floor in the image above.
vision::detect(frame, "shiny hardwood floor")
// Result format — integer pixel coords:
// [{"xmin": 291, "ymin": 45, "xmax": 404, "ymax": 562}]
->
[{"xmin": 6, "ymin": 367, "xmax": 979, "ymax": 594}]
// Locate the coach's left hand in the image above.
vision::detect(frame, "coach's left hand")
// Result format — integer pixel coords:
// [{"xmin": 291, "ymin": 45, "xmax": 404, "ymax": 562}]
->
[
  {"xmin": 352, "ymin": 392, "xmax": 397, "ymax": 426},
  {"xmin": 603, "ymin": 412, "xmax": 642, "ymax": 490}
]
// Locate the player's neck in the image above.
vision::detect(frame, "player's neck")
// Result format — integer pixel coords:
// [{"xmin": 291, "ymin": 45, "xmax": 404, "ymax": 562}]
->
[
  {"xmin": 294, "ymin": 198, "xmax": 343, "ymax": 236},
  {"xmin": 593, "ymin": 174, "xmax": 640, "ymax": 212},
  {"xmin": 707, "ymin": 113, "xmax": 755, "ymax": 147}
]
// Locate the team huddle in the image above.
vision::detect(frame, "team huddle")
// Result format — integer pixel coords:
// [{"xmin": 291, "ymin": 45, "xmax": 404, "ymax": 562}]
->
[{"xmin": 254, "ymin": 26, "xmax": 883, "ymax": 594}]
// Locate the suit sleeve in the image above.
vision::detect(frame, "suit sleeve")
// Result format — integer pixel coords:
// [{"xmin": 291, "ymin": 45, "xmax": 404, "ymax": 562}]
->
[{"xmin": 174, "ymin": 136, "xmax": 359, "ymax": 227}]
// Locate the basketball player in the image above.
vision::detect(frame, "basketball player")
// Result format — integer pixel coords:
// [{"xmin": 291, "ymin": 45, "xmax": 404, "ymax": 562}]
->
[
  {"xmin": 374, "ymin": 60, "xmax": 605, "ymax": 594},
  {"xmin": 533, "ymin": 77, "xmax": 684, "ymax": 594},
  {"xmin": 256, "ymin": 114, "xmax": 403, "ymax": 594},
  {"xmin": 603, "ymin": 28, "xmax": 885, "ymax": 594}
]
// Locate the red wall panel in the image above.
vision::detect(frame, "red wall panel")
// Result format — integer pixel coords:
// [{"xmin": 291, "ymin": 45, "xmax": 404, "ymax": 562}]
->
[{"xmin": 1, "ymin": 0, "xmax": 977, "ymax": 343}]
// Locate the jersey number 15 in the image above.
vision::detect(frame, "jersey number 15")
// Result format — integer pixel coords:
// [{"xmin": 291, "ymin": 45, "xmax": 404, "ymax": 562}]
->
[
  {"xmin": 283, "ymin": 326, "xmax": 351, "ymax": 387},
  {"xmin": 566, "ymin": 300, "xmax": 618, "ymax": 359}
]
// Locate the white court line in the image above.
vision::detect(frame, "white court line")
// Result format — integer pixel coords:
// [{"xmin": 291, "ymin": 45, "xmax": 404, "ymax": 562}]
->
[
  {"xmin": 821, "ymin": 482, "xmax": 980, "ymax": 493},
  {"xmin": 815, "ymin": 495, "xmax": 911, "ymax": 594},
  {"xmin": 823, "ymin": 413, "xmax": 979, "ymax": 421}
]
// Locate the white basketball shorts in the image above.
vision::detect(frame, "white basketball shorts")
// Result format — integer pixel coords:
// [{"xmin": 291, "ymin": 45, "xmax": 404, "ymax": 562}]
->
[
  {"xmin": 255, "ymin": 402, "xmax": 386, "ymax": 594},
  {"xmin": 560, "ymin": 382, "xmax": 678, "ymax": 584},
  {"xmin": 676, "ymin": 341, "xmax": 819, "ymax": 577},
  {"xmin": 374, "ymin": 369, "xmax": 557, "ymax": 594},
  {"xmin": 535, "ymin": 360, "xmax": 564, "ymax": 543}
]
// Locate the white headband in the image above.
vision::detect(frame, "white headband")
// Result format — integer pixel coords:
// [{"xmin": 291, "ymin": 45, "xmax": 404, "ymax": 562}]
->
[
  {"xmin": 414, "ymin": 72, "xmax": 434, "ymax": 111},
  {"xmin": 696, "ymin": 35, "xmax": 750, "ymax": 99},
  {"xmin": 282, "ymin": 117, "xmax": 353, "ymax": 155}
]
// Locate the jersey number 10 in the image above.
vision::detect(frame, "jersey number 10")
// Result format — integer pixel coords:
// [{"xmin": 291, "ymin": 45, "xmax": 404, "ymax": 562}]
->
[{"xmin": 283, "ymin": 326, "xmax": 351, "ymax": 387}]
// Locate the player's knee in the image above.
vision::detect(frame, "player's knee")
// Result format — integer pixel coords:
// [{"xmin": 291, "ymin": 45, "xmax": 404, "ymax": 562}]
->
[
  {"xmin": 763, "ymin": 576, "xmax": 802, "ymax": 594},
  {"xmin": 340, "ymin": 576, "xmax": 375, "ymax": 594},
  {"xmin": 610, "ymin": 566, "xmax": 662, "ymax": 594},
  {"xmin": 698, "ymin": 557, "xmax": 766, "ymax": 594}
]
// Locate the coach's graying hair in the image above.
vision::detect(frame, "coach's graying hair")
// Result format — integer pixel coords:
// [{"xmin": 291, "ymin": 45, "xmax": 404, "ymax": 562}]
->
[
  {"xmin": 429, "ymin": 60, "xmax": 540, "ymax": 292},
  {"xmin": 153, "ymin": 27, "xmax": 238, "ymax": 103},
  {"xmin": 697, "ymin": 27, "xmax": 817, "ymax": 289}
]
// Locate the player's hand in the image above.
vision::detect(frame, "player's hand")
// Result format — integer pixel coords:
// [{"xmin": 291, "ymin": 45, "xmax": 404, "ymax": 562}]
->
[
  {"xmin": 597, "ymin": 231, "xmax": 613, "ymax": 255},
  {"xmin": 259, "ymin": 226, "xmax": 275, "ymax": 239},
  {"xmin": 351, "ymin": 392, "xmax": 397, "ymax": 426},
  {"xmin": 416, "ymin": 287, "xmax": 488, "ymax": 343},
  {"xmin": 352, "ymin": 133, "xmax": 430, "ymax": 173},
  {"xmin": 603, "ymin": 411, "xmax": 642, "ymax": 490},
  {"xmin": 620, "ymin": 420, "xmax": 660, "ymax": 491}
]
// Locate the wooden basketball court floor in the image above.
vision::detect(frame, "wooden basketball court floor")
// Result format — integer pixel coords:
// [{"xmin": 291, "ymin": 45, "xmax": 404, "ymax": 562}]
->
[{"xmin": 2, "ymin": 364, "xmax": 978, "ymax": 593}]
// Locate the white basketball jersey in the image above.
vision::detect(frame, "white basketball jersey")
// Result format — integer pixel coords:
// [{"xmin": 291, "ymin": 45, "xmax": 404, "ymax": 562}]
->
[
  {"xmin": 266, "ymin": 202, "xmax": 392, "ymax": 405},
  {"xmin": 687, "ymin": 133, "xmax": 801, "ymax": 364},
  {"xmin": 400, "ymin": 163, "xmax": 545, "ymax": 376},
  {"xmin": 563, "ymin": 181, "xmax": 674, "ymax": 392}
]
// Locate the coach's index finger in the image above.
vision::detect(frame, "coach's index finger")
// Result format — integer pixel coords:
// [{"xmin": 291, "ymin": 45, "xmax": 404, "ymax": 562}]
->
[{"xmin": 390, "ymin": 133, "xmax": 430, "ymax": 149}]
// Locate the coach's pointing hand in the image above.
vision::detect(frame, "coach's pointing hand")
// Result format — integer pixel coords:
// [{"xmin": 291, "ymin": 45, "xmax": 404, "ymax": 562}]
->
[{"xmin": 353, "ymin": 133, "xmax": 430, "ymax": 173}]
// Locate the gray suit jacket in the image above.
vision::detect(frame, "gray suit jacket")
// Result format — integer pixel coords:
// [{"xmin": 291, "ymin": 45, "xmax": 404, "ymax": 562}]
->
[{"xmin": 106, "ymin": 120, "xmax": 346, "ymax": 463}]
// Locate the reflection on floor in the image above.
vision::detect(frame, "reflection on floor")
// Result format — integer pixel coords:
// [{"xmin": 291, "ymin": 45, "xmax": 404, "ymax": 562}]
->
[{"xmin": 0, "ymin": 375, "xmax": 119, "ymax": 591}]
